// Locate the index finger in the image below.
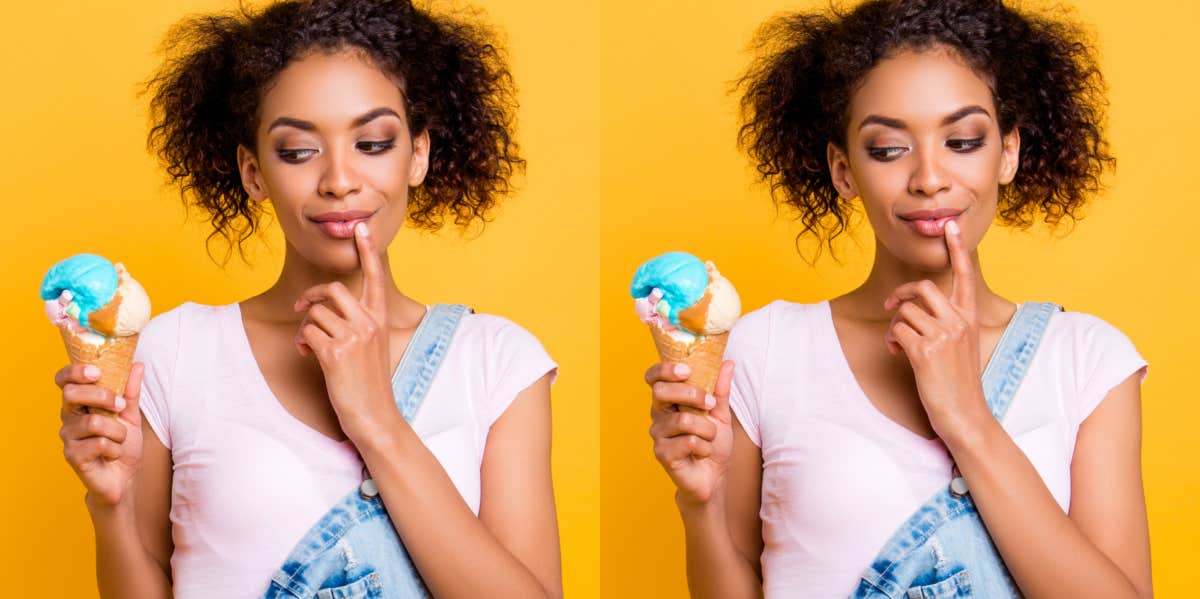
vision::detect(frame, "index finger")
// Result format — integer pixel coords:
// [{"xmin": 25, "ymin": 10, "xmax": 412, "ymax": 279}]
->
[
  {"xmin": 644, "ymin": 362, "xmax": 692, "ymax": 385},
  {"xmin": 945, "ymin": 219, "xmax": 976, "ymax": 311},
  {"xmin": 353, "ymin": 222, "xmax": 386, "ymax": 315},
  {"xmin": 55, "ymin": 363, "xmax": 100, "ymax": 389}
]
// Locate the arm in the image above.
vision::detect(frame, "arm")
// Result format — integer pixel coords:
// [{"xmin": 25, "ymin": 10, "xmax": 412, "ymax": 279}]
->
[
  {"xmin": 943, "ymin": 369, "xmax": 1152, "ymax": 599},
  {"xmin": 647, "ymin": 361, "xmax": 764, "ymax": 599},
  {"xmin": 884, "ymin": 221, "xmax": 1151, "ymax": 598},
  {"xmin": 295, "ymin": 226, "xmax": 559, "ymax": 597},
  {"xmin": 56, "ymin": 362, "xmax": 172, "ymax": 598},
  {"xmin": 678, "ymin": 415, "xmax": 764, "ymax": 599},
  {"xmin": 92, "ymin": 418, "xmax": 175, "ymax": 598},
  {"xmin": 357, "ymin": 374, "xmax": 561, "ymax": 599}
]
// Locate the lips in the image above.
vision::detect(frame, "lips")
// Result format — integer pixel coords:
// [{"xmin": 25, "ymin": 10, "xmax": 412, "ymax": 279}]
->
[
  {"xmin": 898, "ymin": 207, "xmax": 964, "ymax": 238},
  {"xmin": 307, "ymin": 210, "xmax": 375, "ymax": 239}
]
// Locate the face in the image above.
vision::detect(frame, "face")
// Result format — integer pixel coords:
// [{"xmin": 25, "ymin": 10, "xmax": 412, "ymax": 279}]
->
[
  {"xmin": 827, "ymin": 47, "xmax": 1020, "ymax": 271},
  {"xmin": 237, "ymin": 48, "xmax": 430, "ymax": 273}
]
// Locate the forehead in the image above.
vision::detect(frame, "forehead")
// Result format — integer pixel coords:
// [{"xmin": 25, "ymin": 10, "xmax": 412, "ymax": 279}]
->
[
  {"xmin": 849, "ymin": 47, "xmax": 996, "ymax": 125},
  {"xmin": 258, "ymin": 48, "xmax": 406, "ymax": 127}
]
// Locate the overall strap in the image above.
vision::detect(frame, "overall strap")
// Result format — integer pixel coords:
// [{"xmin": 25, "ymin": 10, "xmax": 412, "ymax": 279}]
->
[
  {"xmin": 979, "ymin": 302, "xmax": 1061, "ymax": 422},
  {"xmin": 390, "ymin": 304, "xmax": 471, "ymax": 422}
]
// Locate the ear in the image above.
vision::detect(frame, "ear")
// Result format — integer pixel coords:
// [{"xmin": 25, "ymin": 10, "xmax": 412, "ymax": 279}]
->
[
  {"xmin": 408, "ymin": 129, "xmax": 431, "ymax": 187},
  {"xmin": 827, "ymin": 142, "xmax": 858, "ymax": 200},
  {"xmin": 998, "ymin": 127, "xmax": 1021, "ymax": 185},
  {"xmin": 237, "ymin": 144, "xmax": 268, "ymax": 202}
]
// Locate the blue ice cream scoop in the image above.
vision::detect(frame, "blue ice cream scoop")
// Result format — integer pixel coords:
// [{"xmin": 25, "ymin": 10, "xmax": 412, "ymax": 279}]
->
[
  {"xmin": 629, "ymin": 251, "xmax": 709, "ymax": 328},
  {"xmin": 39, "ymin": 254, "xmax": 119, "ymax": 330}
]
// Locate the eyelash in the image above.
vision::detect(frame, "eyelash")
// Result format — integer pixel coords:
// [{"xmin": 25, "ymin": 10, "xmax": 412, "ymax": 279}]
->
[
  {"xmin": 276, "ymin": 139, "xmax": 397, "ymax": 164},
  {"xmin": 866, "ymin": 137, "xmax": 987, "ymax": 162}
]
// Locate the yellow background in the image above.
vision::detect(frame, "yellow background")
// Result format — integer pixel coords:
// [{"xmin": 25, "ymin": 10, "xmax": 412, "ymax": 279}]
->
[
  {"xmin": 2, "ymin": 0, "xmax": 1197, "ymax": 595},
  {"xmin": 600, "ymin": 0, "xmax": 1199, "ymax": 597},
  {"xmin": 0, "ymin": 0, "xmax": 598, "ymax": 595}
]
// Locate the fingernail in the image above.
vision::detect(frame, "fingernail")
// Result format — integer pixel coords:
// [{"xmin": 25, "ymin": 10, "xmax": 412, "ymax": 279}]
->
[
  {"xmin": 84, "ymin": 365, "xmax": 101, "ymax": 380},
  {"xmin": 674, "ymin": 364, "xmax": 691, "ymax": 377},
  {"xmin": 114, "ymin": 396, "xmax": 126, "ymax": 411},
  {"xmin": 946, "ymin": 220, "xmax": 960, "ymax": 234},
  {"xmin": 356, "ymin": 222, "xmax": 369, "ymax": 236},
  {"xmin": 705, "ymin": 393, "xmax": 716, "ymax": 409}
]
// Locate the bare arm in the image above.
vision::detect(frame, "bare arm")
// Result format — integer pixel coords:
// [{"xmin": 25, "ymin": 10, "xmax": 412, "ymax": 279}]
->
[
  {"xmin": 56, "ymin": 362, "xmax": 172, "ymax": 598},
  {"xmin": 679, "ymin": 416, "xmax": 764, "ymax": 599},
  {"xmin": 647, "ymin": 361, "xmax": 764, "ymax": 599},
  {"xmin": 92, "ymin": 418, "xmax": 174, "ymax": 597},
  {"xmin": 944, "ymin": 369, "xmax": 1152, "ymax": 598},
  {"xmin": 883, "ymin": 222, "xmax": 1152, "ymax": 598},
  {"xmin": 357, "ymin": 374, "xmax": 561, "ymax": 599}
]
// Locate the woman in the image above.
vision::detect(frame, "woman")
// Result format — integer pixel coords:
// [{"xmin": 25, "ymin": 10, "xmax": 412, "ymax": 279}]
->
[
  {"xmin": 644, "ymin": 0, "xmax": 1152, "ymax": 597},
  {"xmin": 52, "ymin": 0, "xmax": 561, "ymax": 596}
]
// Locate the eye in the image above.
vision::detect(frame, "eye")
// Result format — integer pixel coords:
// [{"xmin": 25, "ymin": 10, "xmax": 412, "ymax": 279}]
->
[
  {"xmin": 276, "ymin": 149, "xmax": 316, "ymax": 163},
  {"xmin": 357, "ymin": 139, "xmax": 396, "ymax": 154},
  {"xmin": 947, "ymin": 137, "xmax": 986, "ymax": 152},
  {"xmin": 867, "ymin": 146, "xmax": 907, "ymax": 161}
]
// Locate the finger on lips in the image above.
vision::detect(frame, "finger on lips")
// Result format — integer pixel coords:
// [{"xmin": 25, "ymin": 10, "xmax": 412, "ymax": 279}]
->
[
  {"xmin": 354, "ymin": 222, "xmax": 386, "ymax": 313},
  {"xmin": 944, "ymin": 220, "xmax": 976, "ymax": 308}
]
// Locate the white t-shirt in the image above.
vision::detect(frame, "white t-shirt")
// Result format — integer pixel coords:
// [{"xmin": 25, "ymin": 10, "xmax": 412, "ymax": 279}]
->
[
  {"xmin": 135, "ymin": 302, "xmax": 556, "ymax": 598},
  {"xmin": 726, "ymin": 300, "xmax": 1148, "ymax": 598}
]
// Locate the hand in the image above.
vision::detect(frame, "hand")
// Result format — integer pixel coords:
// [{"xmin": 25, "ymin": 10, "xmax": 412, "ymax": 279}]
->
[
  {"xmin": 294, "ymin": 223, "xmax": 398, "ymax": 442},
  {"xmin": 645, "ymin": 361, "xmax": 735, "ymax": 505},
  {"xmin": 882, "ymin": 220, "xmax": 990, "ymax": 439},
  {"xmin": 56, "ymin": 362, "xmax": 145, "ymax": 507}
]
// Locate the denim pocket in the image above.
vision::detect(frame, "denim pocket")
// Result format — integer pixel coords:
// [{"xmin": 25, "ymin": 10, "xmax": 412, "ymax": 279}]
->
[
  {"xmin": 314, "ymin": 571, "xmax": 383, "ymax": 599},
  {"xmin": 905, "ymin": 570, "xmax": 972, "ymax": 599}
]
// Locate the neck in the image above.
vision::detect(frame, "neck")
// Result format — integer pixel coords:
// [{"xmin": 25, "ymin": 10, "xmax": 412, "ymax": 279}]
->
[
  {"xmin": 247, "ymin": 242, "xmax": 424, "ymax": 326},
  {"xmin": 839, "ymin": 236, "xmax": 1012, "ymax": 327}
]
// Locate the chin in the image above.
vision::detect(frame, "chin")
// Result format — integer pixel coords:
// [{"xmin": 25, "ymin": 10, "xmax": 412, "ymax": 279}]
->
[
  {"xmin": 302, "ymin": 243, "xmax": 362, "ymax": 274},
  {"xmin": 892, "ymin": 240, "xmax": 953, "ymax": 273}
]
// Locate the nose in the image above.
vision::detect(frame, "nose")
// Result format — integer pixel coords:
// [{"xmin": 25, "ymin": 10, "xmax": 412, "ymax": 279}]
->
[
  {"xmin": 317, "ymin": 146, "xmax": 362, "ymax": 200},
  {"xmin": 908, "ymin": 146, "xmax": 950, "ymax": 197}
]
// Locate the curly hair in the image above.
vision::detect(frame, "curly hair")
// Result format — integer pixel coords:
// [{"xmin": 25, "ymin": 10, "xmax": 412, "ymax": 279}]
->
[
  {"xmin": 736, "ymin": 0, "xmax": 1113, "ymax": 257},
  {"xmin": 143, "ymin": 0, "xmax": 522, "ymax": 263}
]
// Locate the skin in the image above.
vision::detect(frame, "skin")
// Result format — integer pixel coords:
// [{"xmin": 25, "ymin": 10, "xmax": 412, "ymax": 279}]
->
[
  {"xmin": 55, "ymin": 47, "xmax": 561, "ymax": 598},
  {"xmin": 646, "ymin": 47, "xmax": 1152, "ymax": 598}
]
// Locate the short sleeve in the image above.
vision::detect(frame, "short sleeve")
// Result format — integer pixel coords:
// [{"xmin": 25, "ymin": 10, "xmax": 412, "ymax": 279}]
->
[
  {"xmin": 474, "ymin": 314, "xmax": 557, "ymax": 429},
  {"xmin": 133, "ymin": 305, "xmax": 184, "ymax": 450},
  {"xmin": 1072, "ymin": 313, "xmax": 1148, "ymax": 425},
  {"xmin": 726, "ymin": 303, "xmax": 773, "ymax": 448}
]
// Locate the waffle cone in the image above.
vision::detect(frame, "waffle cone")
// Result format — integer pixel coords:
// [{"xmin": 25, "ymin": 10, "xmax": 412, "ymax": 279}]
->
[
  {"xmin": 58, "ymin": 327, "xmax": 138, "ymax": 416},
  {"xmin": 648, "ymin": 325, "xmax": 729, "ymax": 414}
]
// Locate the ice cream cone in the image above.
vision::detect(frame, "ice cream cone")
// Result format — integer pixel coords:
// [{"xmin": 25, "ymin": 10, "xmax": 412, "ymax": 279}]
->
[
  {"xmin": 649, "ymin": 325, "xmax": 729, "ymax": 414},
  {"xmin": 58, "ymin": 327, "xmax": 138, "ymax": 416}
]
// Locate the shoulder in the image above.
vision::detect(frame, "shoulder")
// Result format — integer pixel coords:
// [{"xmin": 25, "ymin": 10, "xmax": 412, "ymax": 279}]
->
[
  {"xmin": 1040, "ymin": 306, "xmax": 1147, "ymax": 418},
  {"xmin": 1044, "ymin": 307, "xmax": 1144, "ymax": 363},
  {"xmin": 453, "ymin": 310, "xmax": 551, "ymax": 358},
  {"xmin": 135, "ymin": 302, "xmax": 228, "ymax": 354},
  {"xmin": 727, "ymin": 299, "xmax": 826, "ymax": 357}
]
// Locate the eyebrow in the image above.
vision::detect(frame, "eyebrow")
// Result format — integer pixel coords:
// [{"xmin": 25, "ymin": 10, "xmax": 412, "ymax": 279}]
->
[
  {"xmin": 267, "ymin": 107, "xmax": 402, "ymax": 133},
  {"xmin": 857, "ymin": 105, "xmax": 992, "ymax": 131}
]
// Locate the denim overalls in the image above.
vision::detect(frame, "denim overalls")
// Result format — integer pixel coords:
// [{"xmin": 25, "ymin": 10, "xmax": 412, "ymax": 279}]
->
[
  {"xmin": 261, "ymin": 304, "xmax": 470, "ymax": 599},
  {"xmin": 850, "ymin": 301, "xmax": 1061, "ymax": 599}
]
